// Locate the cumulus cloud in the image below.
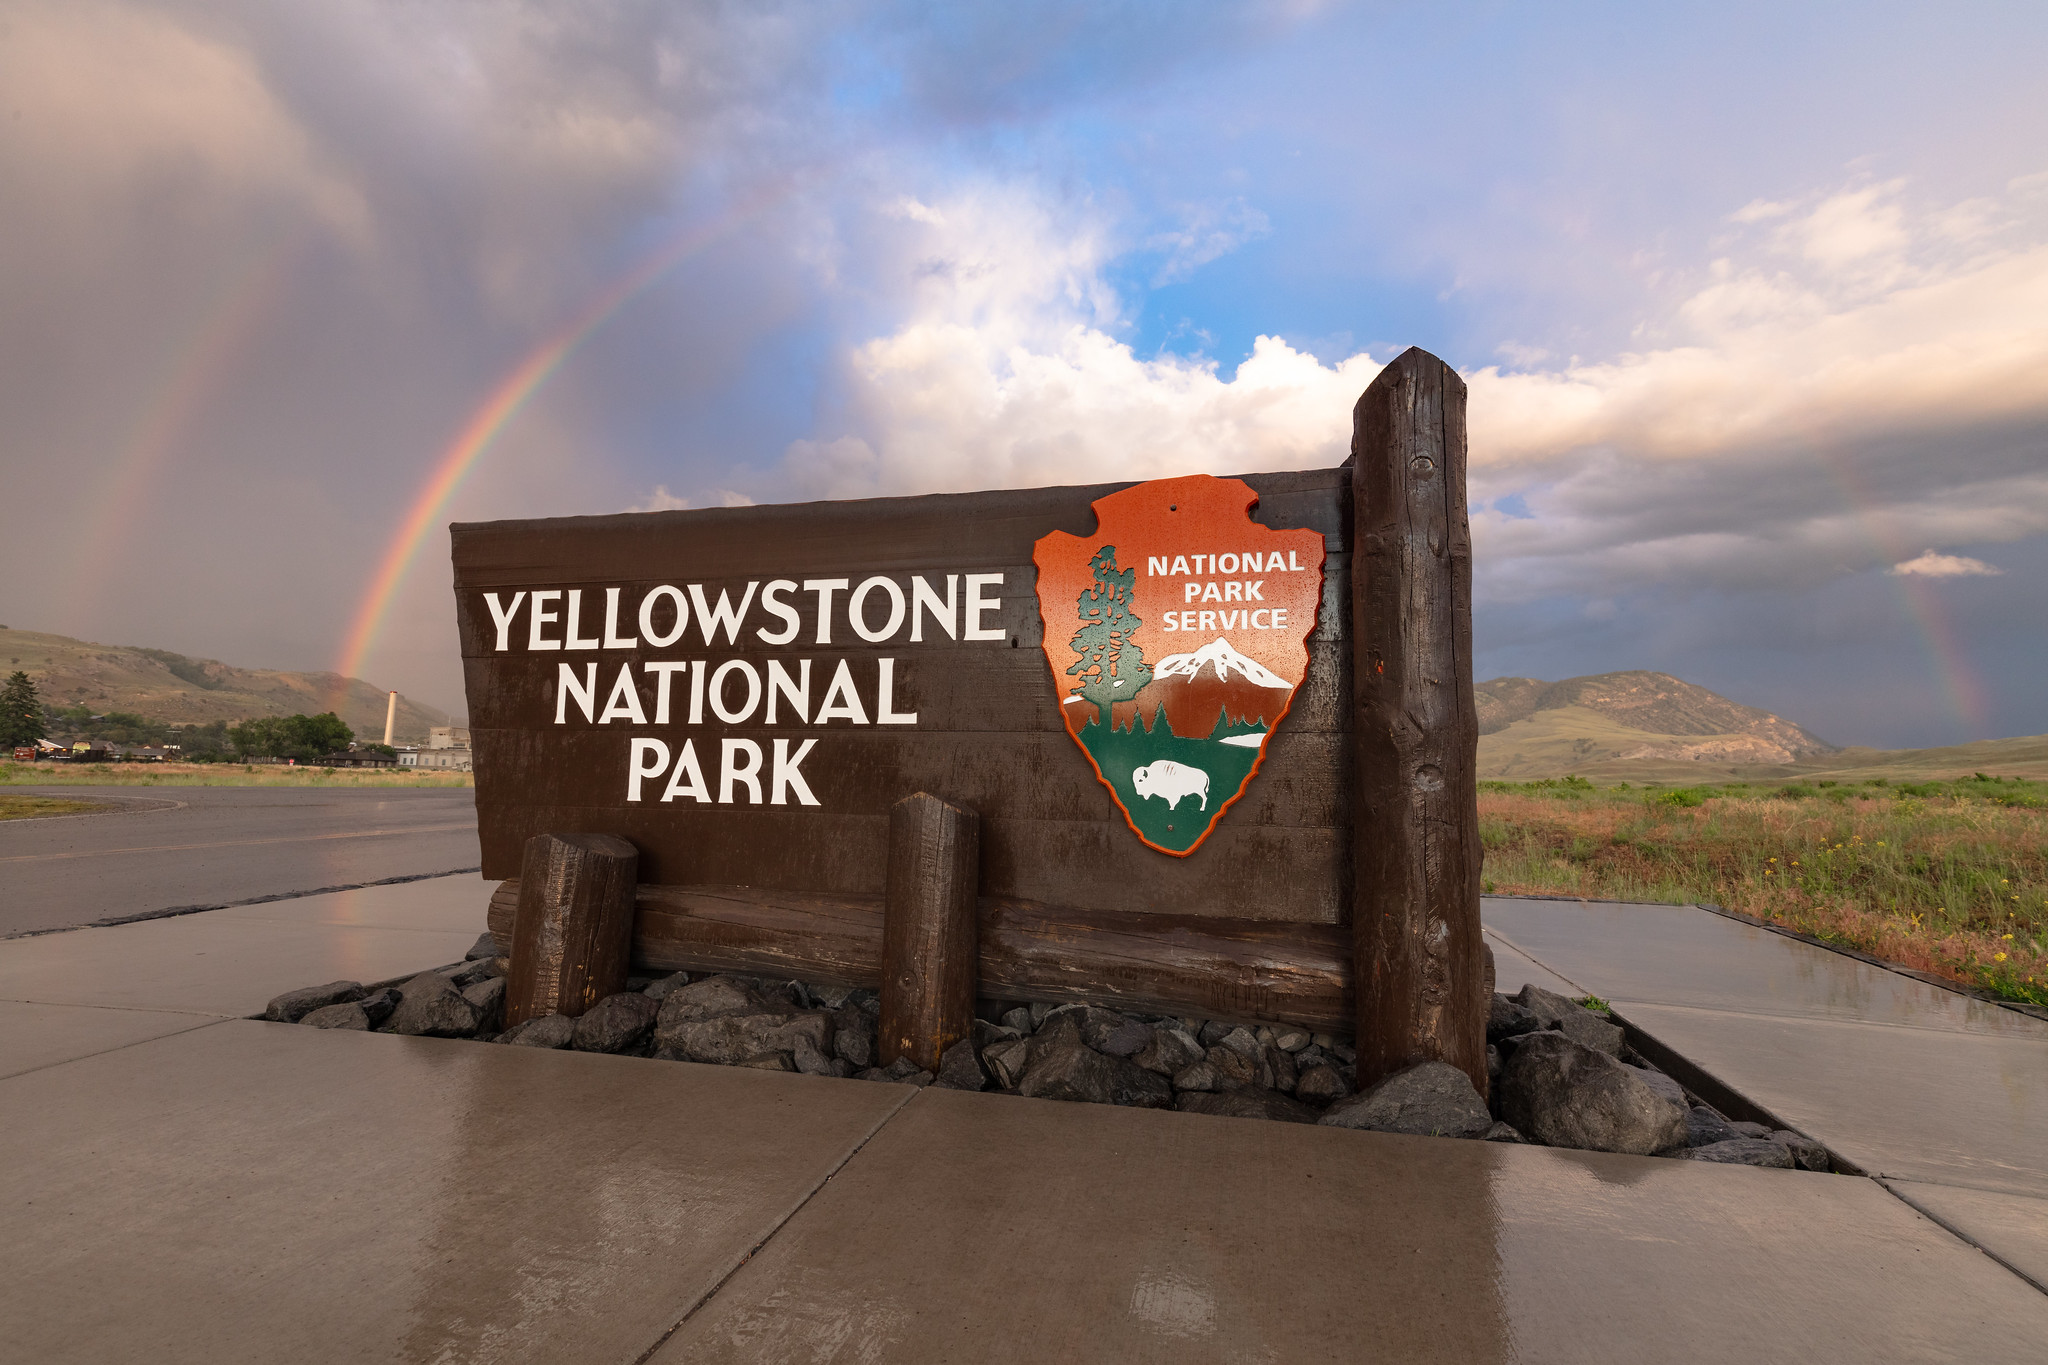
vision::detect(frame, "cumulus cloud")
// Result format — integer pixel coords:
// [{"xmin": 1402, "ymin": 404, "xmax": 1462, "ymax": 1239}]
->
[
  {"xmin": 1890, "ymin": 550, "xmax": 2004, "ymax": 578},
  {"xmin": 628, "ymin": 485, "xmax": 691, "ymax": 512}
]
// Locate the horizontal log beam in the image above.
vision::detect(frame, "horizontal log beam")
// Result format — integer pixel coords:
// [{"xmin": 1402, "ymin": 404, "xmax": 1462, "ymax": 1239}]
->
[{"xmin": 486, "ymin": 880, "xmax": 1353, "ymax": 1036}]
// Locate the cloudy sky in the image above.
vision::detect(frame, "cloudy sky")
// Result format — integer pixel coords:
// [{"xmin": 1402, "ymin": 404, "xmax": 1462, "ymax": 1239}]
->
[{"xmin": 4, "ymin": 0, "xmax": 2045, "ymax": 748}]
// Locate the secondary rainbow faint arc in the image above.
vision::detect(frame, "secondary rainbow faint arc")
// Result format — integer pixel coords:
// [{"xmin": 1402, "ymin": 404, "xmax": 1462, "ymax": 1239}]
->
[{"xmin": 333, "ymin": 199, "xmax": 780, "ymax": 698}]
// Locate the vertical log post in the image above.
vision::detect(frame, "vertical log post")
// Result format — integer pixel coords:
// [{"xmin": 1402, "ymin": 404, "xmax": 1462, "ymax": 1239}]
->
[
  {"xmin": 1350, "ymin": 347, "xmax": 1488, "ymax": 1097},
  {"xmin": 878, "ymin": 792, "xmax": 980, "ymax": 1072},
  {"xmin": 504, "ymin": 832, "xmax": 639, "ymax": 1029}
]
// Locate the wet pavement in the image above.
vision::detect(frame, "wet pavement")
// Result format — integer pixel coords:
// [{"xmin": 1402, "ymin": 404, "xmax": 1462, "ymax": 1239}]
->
[
  {"xmin": 0, "ymin": 786, "xmax": 479, "ymax": 935},
  {"xmin": 0, "ymin": 883, "xmax": 2043, "ymax": 1359}
]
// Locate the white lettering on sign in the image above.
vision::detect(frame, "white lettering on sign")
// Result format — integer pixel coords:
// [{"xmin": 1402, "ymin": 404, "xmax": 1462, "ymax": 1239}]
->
[{"xmin": 493, "ymin": 572, "xmax": 1008, "ymax": 806}]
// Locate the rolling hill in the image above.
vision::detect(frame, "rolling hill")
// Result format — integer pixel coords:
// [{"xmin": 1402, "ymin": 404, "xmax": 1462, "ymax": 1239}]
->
[
  {"xmin": 0, "ymin": 627, "xmax": 453, "ymax": 743},
  {"xmin": 1476, "ymin": 670, "xmax": 2047, "ymax": 781}
]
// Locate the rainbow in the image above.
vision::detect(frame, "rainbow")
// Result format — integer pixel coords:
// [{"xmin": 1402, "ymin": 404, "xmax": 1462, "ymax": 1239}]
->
[
  {"xmin": 71, "ymin": 245, "xmax": 295, "ymax": 620},
  {"xmin": 332, "ymin": 195, "xmax": 783, "ymax": 700}
]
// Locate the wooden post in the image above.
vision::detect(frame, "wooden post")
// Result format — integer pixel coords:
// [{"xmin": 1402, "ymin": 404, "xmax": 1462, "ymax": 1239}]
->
[
  {"xmin": 505, "ymin": 832, "xmax": 639, "ymax": 1028},
  {"xmin": 1350, "ymin": 346, "xmax": 1488, "ymax": 1097},
  {"xmin": 878, "ymin": 792, "xmax": 979, "ymax": 1072}
]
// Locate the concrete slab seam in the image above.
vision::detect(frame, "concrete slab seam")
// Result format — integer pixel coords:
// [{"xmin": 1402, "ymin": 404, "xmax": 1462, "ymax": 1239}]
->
[
  {"xmin": 0, "ymin": 1016, "xmax": 230, "ymax": 1083},
  {"xmin": 627, "ymin": 1081, "xmax": 922, "ymax": 1364},
  {"xmin": 1479, "ymin": 925, "xmax": 1589, "ymax": 995},
  {"xmin": 2, "ymin": 866, "xmax": 484, "ymax": 940},
  {"xmin": 1878, "ymin": 1179, "xmax": 2048, "ymax": 1300}
]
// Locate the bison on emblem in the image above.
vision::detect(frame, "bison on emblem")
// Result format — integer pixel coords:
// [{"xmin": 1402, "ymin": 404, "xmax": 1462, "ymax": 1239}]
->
[{"xmin": 1131, "ymin": 760, "xmax": 1209, "ymax": 812}]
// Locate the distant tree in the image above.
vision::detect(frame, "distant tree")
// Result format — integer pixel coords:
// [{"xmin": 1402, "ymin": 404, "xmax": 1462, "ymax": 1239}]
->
[
  {"xmin": 229, "ymin": 712, "xmax": 355, "ymax": 759},
  {"xmin": 1066, "ymin": 545, "xmax": 1152, "ymax": 730},
  {"xmin": 1, "ymin": 671, "xmax": 46, "ymax": 747}
]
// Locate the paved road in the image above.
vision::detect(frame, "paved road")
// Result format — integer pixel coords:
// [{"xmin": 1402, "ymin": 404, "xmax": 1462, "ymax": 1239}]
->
[{"xmin": 0, "ymin": 786, "xmax": 479, "ymax": 936}]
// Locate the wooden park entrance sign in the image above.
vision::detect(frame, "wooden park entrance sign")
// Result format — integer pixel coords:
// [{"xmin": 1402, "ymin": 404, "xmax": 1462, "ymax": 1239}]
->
[{"xmin": 457, "ymin": 347, "xmax": 1486, "ymax": 1095}]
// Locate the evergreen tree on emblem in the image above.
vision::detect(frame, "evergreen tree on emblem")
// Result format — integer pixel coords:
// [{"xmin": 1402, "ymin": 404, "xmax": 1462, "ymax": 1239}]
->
[{"xmin": 1067, "ymin": 545, "xmax": 1151, "ymax": 729}]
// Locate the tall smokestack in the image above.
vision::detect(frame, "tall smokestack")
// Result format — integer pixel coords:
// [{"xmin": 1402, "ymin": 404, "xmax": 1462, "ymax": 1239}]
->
[{"xmin": 383, "ymin": 691, "xmax": 398, "ymax": 747}]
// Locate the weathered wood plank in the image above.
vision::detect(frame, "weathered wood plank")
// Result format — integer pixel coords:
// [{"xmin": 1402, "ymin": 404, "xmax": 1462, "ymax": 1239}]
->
[
  {"xmin": 879, "ymin": 793, "xmax": 979, "ymax": 1071},
  {"xmin": 505, "ymin": 832, "xmax": 638, "ymax": 1026},
  {"xmin": 1350, "ymin": 347, "xmax": 1487, "ymax": 1095},
  {"xmin": 486, "ymin": 879, "xmax": 1353, "ymax": 1033}
]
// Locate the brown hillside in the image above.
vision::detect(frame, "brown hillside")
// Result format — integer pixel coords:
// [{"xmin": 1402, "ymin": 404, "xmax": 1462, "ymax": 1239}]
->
[
  {"xmin": 0, "ymin": 627, "xmax": 453, "ymax": 742},
  {"xmin": 1476, "ymin": 670, "xmax": 1833, "ymax": 756}
]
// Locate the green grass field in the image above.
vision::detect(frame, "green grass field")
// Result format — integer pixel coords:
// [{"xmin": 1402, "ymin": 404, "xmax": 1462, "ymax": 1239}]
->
[
  {"xmin": 0, "ymin": 761, "xmax": 473, "ymax": 789},
  {"xmin": 0, "ymin": 793, "xmax": 108, "ymax": 820},
  {"xmin": 1480, "ymin": 774, "xmax": 2048, "ymax": 1007}
]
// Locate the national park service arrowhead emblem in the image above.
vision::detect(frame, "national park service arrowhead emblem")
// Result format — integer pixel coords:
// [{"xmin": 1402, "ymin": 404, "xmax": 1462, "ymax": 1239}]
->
[{"xmin": 1034, "ymin": 474, "xmax": 1325, "ymax": 856}]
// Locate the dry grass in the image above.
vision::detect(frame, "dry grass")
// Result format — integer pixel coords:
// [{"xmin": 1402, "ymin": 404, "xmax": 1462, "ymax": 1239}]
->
[
  {"xmin": 0, "ymin": 761, "xmax": 473, "ymax": 789},
  {"xmin": 0, "ymin": 793, "xmax": 107, "ymax": 821},
  {"xmin": 1480, "ymin": 775, "xmax": 2048, "ymax": 1007}
]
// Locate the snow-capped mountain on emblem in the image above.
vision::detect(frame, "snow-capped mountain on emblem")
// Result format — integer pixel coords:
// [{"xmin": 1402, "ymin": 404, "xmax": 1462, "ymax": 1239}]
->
[
  {"xmin": 1033, "ymin": 472, "xmax": 1326, "ymax": 857},
  {"xmin": 1112, "ymin": 637, "xmax": 1292, "ymax": 739}
]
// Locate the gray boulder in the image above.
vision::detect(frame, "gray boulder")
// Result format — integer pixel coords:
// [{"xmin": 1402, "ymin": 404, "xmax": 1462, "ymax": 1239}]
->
[
  {"xmin": 659, "ymin": 974, "xmax": 772, "ymax": 1024},
  {"xmin": 1483, "ymin": 1121, "xmax": 1525, "ymax": 1143},
  {"xmin": 1020, "ymin": 1043, "xmax": 1171, "ymax": 1108},
  {"xmin": 1176, "ymin": 1089, "xmax": 1319, "ymax": 1124},
  {"xmin": 1487, "ymin": 994, "xmax": 1541, "ymax": 1043},
  {"xmin": 1626, "ymin": 1065, "xmax": 1687, "ymax": 1111},
  {"xmin": 641, "ymin": 972, "xmax": 691, "ymax": 1001},
  {"xmin": 447, "ymin": 957, "xmax": 497, "ymax": 989},
  {"xmin": 1772, "ymin": 1131, "xmax": 1831, "ymax": 1172},
  {"xmin": 1728, "ymin": 1119, "xmax": 1774, "ymax": 1140},
  {"xmin": 934, "ymin": 1039, "xmax": 989, "ymax": 1091},
  {"xmin": 982, "ymin": 1037, "xmax": 1031, "ymax": 1090},
  {"xmin": 1270, "ymin": 1026, "xmax": 1313, "ymax": 1053},
  {"xmin": 358, "ymin": 988, "xmax": 398, "ymax": 1026},
  {"xmin": 1499, "ymin": 1033, "xmax": 1688, "ymax": 1154},
  {"xmin": 1294, "ymin": 1063, "xmax": 1351, "ymax": 1105},
  {"xmin": 1203, "ymin": 1043, "xmax": 1260, "ymax": 1091},
  {"xmin": 571, "ymin": 991, "xmax": 659, "ymax": 1053},
  {"xmin": 500, "ymin": 1014, "xmax": 576, "ymax": 1048},
  {"xmin": 1000, "ymin": 1006, "xmax": 1034, "ymax": 1035},
  {"xmin": 465, "ymin": 932, "xmax": 499, "ymax": 960},
  {"xmin": 741, "ymin": 1051, "xmax": 795, "ymax": 1071},
  {"xmin": 1133, "ymin": 1026, "xmax": 1205, "ymax": 1078},
  {"xmin": 263, "ymin": 980, "xmax": 365, "ymax": 1024},
  {"xmin": 1685, "ymin": 1106, "xmax": 1739, "ymax": 1147},
  {"xmin": 386, "ymin": 972, "xmax": 482, "ymax": 1038},
  {"xmin": 790, "ymin": 1035, "xmax": 840, "ymax": 1076},
  {"xmin": 1198, "ymin": 1019, "xmax": 1232, "ymax": 1047},
  {"xmin": 1265, "ymin": 1044, "xmax": 1298, "ymax": 1094},
  {"xmin": 1513, "ymin": 985, "xmax": 1625, "ymax": 1056},
  {"xmin": 300, "ymin": 1002, "xmax": 371, "ymax": 1030},
  {"xmin": 1098, "ymin": 1018, "xmax": 1155, "ymax": 1058},
  {"xmin": 831, "ymin": 1006, "xmax": 877, "ymax": 1070},
  {"xmin": 462, "ymin": 977, "xmax": 506, "ymax": 1034},
  {"xmin": 657, "ymin": 1009, "xmax": 835, "ymax": 1066},
  {"xmin": 1319, "ymin": 1061, "xmax": 1493, "ymax": 1139},
  {"xmin": 1684, "ymin": 1138, "xmax": 1796, "ymax": 1168},
  {"xmin": 1170, "ymin": 1060, "xmax": 1225, "ymax": 1093}
]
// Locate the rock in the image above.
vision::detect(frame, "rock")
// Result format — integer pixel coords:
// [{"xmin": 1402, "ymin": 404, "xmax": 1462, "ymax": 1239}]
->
[
  {"xmin": 741, "ymin": 1051, "xmax": 795, "ymax": 1071},
  {"xmin": 357, "ymin": 988, "xmax": 398, "ymax": 1026},
  {"xmin": 462, "ymin": 977, "xmax": 506, "ymax": 1034},
  {"xmin": 263, "ymin": 980, "xmax": 365, "ymax": 1024},
  {"xmin": 1684, "ymin": 1138, "xmax": 1796, "ymax": 1168},
  {"xmin": 1728, "ymin": 1120, "xmax": 1774, "ymax": 1140},
  {"xmin": 659, "ymin": 974, "xmax": 773, "ymax": 1025},
  {"xmin": 830, "ymin": 1007, "xmax": 877, "ymax": 1070},
  {"xmin": 1487, "ymin": 994, "xmax": 1542, "ymax": 1043},
  {"xmin": 809, "ymin": 983, "xmax": 857, "ymax": 1010},
  {"xmin": 1483, "ymin": 1121, "xmax": 1525, "ymax": 1143},
  {"xmin": 300, "ymin": 1002, "xmax": 371, "ymax": 1030},
  {"xmin": 1175, "ymin": 1090, "xmax": 1319, "ymax": 1124},
  {"xmin": 1772, "ymin": 1131, "xmax": 1831, "ymax": 1171},
  {"xmin": 934, "ymin": 1039, "xmax": 989, "ymax": 1091},
  {"xmin": 571, "ymin": 991, "xmax": 659, "ymax": 1054},
  {"xmin": 1685, "ymin": 1106, "xmax": 1739, "ymax": 1147},
  {"xmin": 386, "ymin": 972, "xmax": 483, "ymax": 1038},
  {"xmin": 790, "ymin": 1035, "xmax": 839, "ymax": 1076},
  {"xmin": 1027, "ymin": 1001, "xmax": 1058, "ymax": 1029},
  {"xmin": 500, "ymin": 1014, "xmax": 576, "ymax": 1048},
  {"xmin": 465, "ymin": 932, "xmax": 499, "ymax": 960},
  {"xmin": 1498, "ymin": 1033, "xmax": 1688, "ymax": 1155},
  {"xmin": 1213, "ymin": 1027, "xmax": 1261, "ymax": 1061},
  {"xmin": 972, "ymin": 1018, "xmax": 1021, "ymax": 1051},
  {"xmin": 1512, "ymin": 985, "xmax": 1625, "ymax": 1056},
  {"xmin": 1294, "ymin": 1064, "xmax": 1351, "ymax": 1105},
  {"xmin": 1271, "ymin": 1026, "xmax": 1313, "ymax": 1053},
  {"xmin": 1319, "ymin": 1061, "xmax": 1494, "ymax": 1139},
  {"xmin": 1264, "ymin": 1044, "xmax": 1298, "ymax": 1094},
  {"xmin": 657, "ymin": 1010, "xmax": 835, "ymax": 1066},
  {"xmin": 1626, "ymin": 1065, "xmax": 1687, "ymax": 1111},
  {"xmin": 1098, "ymin": 1018, "xmax": 1155, "ymax": 1058},
  {"xmin": 1000, "ymin": 1006, "xmax": 1034, "ymax": 1035},
  {"xmin": 1020, "ymin": 1043, "xmax": 1170, "ymax": 1108},
  {"xmin": 1326, "ymin": 1040, "xmax": 1358, "ymax": 1065},
  {"xmin": 1170, "ymin": 1060, "xmax": 1225, "ymax": 1093},
  {"xmin": 447, "ymin": 957, "xmax": 497, "ymax": 989},
  {"xmin": 1026, "ymin": 1016, "xmax": 1087, "ymax": 1069},
  {"xmin": 1486, "ymin": 1044, "xmax": 1502, "ymax": 1098},
  {"xmin": 1134, "ymin": 1027, "xmax": 1205, "ymax": 1078},
  {"xmin": 642, "ymin": 972, "xmax": 691, "ymax": 1001},
  {"xmin": 982, "ymin": 1038, "xmax": 1031, "ymax": 1090},
  {"xmin": 1198, "ymin": 1019, "xmax": 1232, "ymax": 1048},
  {"xmin": 1074, "ymin": 1007, "xmax": 1137, "ymax": 1052},
  {"xmin": 1203, "ymin": 1044, "xmax": 1258, "ymax": 1091},
  {"xmin": 860, "ymin": 1055, "xmax": 932, "ymax": 1086}
]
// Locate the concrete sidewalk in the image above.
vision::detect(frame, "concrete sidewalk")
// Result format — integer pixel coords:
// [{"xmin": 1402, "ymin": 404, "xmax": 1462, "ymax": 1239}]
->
[
  {"xmin": 1484, "ymin": 896, "xmax": 2048, "ymax": 1292},
  {"xmin": 1, "ymin": 882, "xmax": 2044, "ymax": 1361}
]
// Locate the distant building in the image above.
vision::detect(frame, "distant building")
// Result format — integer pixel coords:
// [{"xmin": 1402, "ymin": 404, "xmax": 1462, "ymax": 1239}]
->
[
  {"xmin": 313, "ymin": 750, "xmax": 397, "ymax": 769},
  {"xmin": 401, "ymin": 745, "xmax": 472, "ymax": 772},
  {"xmin": 427, "ymin": 726, "xmax": 471, "ymax": 749}
]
